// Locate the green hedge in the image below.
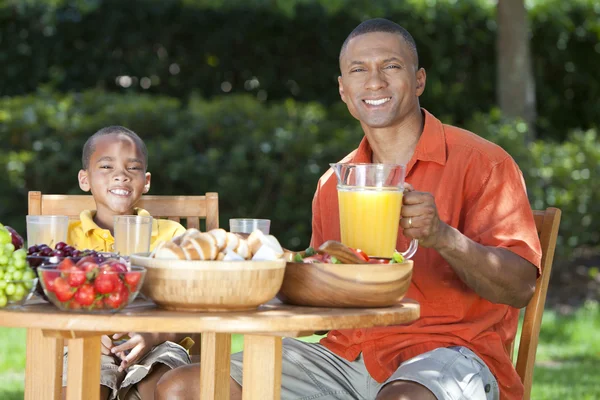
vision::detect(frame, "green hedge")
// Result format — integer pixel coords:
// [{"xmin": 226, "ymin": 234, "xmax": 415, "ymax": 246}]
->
[
  {"xmin": 1, "ymin": 0, "xmax": 599, "ymax": 141},
  {"xmin": 1, "ymin": 90, "xmax": 599, "ymax": 262}
]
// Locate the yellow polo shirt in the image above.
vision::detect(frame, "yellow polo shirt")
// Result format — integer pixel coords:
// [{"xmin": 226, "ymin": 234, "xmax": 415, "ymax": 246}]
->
[{"xmin": 67, "ymin": 208, "xmax": 186, "ymax": 252}]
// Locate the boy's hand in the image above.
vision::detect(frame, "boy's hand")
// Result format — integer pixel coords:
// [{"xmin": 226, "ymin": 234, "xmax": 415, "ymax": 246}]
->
[
  {"xmin": 110, "ymin": 332, "xmax": 164, "ymax": 372},
  {"xmin": 100, "ymin": 334, "xmax": 115, "ymax": 356}
]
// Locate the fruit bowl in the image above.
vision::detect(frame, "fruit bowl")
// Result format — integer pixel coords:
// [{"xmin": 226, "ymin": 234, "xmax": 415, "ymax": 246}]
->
[
  {"xmin": 27, "ymin": 249, "xmax": 115, "ymax": 301},
  {"xmin": 277, "ymin": 260, "xmax": 413, "ymax": 308},
  {"xmin": 0, "ymin": 278, "xmax": 38, "ymax": 308},
  {"xmin": 130, "ymin": 253, "xmax": 286, "ymax": 312},
  {"xmin": 37, "ymin": 260, "xmax": 146, "ymax": 313}
]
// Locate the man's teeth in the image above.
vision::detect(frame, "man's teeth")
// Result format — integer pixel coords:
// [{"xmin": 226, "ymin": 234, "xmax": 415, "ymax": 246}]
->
[
  {"xmin": 364, "ymin": 98, "xmax": 391, "ymax": 106},
  {"xmin": 110, "ymin": 189, "xmax": 130, "ymax": 196}
]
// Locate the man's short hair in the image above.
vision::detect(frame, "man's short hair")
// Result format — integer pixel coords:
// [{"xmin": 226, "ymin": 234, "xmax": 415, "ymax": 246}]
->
[
  {"xmin": 339, "ymin": 18, "xmax": 419, "ymax": 68},
  {"xmin": 81, "ymin": 126, "xmax": 148, "ymax": 170}
]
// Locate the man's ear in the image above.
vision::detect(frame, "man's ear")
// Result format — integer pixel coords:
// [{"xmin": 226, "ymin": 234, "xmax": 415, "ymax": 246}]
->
[
  {"xmin": 78, "ymin": 170, "xmax": 90, "ymax": 192},
  {"xmin": 143, "ymin": 172, "xmax": 151, "ymax": 194},
  {"xmin": 415, "ymin": 67, "xmax": 426, "ymax": 97},
  {"xmin": 338, "ymin": 76, "xmax": 347, "ymax": 104}
]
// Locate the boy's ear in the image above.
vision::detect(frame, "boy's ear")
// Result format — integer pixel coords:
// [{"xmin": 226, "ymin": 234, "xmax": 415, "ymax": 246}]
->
[
  {"xmin": 78, "ymin": 170, "xmax": 91, "ymax": 192},
  {"xmin": 143, "ymin": 172, "xmax": 151, "ymax": 194}
]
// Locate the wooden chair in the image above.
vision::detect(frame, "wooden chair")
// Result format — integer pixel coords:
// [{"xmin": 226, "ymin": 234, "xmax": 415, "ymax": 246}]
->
[
  {"xmin": 27, "ymin": 190, "xmax": 220, "ymax": 358},
  {"xmin": 28, "ymin": 191, "xmax": 219, "ymax": 231},
  {"xmin": 510, "ymin": 207, "xmax": 561, "ymax": 400}
]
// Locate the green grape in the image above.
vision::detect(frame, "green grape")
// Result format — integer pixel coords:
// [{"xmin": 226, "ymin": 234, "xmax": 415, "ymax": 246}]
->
[
  {"xmin": 11, "ymin": 270, "xmax": 23, "ymax": 281},
  {"xmin": 6, "ymin": 265, "xmax": 15, "ymax": 273},
  {"xmin": 0, "ymin": 229, "xmax": 10, "ymax": 246},
  {"xmin": 4, "ymin": 243, "xmax": 15, "ymax": 253},
  {"xmin": 5, "ymin": 283, "xmax": 15, "ymax": 296},
  {"xmin": 13, "ymin": 249, "xmax": 26, "ymax": 260},
  {"xmin": 0, "ymin": 246, "xmax": 4, "ymax": 256},
  {"xmin": 0, "ymin": 280, "xmax": 7, "ymax": 290},
  {"xmin": 0, "ymin": 270, "xmax": 4, "ymax": 280},
  {"xmin": 0, "ymin": 294, "xmax": 7, "ymax": 308},
  {"xmin": 13, "ymin": 258, "xmax": 26, "ymax": 269},
  {"xmin": 1, "ymin": 272, "xmax": 10, "ymax": 281},
  {"xmin": 22, "ymin": 269, "xmax": 35, "ymax": 281},
  {"xmin": 13, "ymin": 284, "xmax": 26, "ymax": 300},
  {"xmin": 0, "ymin": 255, "xmax": 8, "ymax": 266}
]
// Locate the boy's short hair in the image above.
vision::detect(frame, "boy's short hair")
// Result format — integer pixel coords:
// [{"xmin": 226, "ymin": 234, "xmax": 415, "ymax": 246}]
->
[
  {"xmin": 81, "ymin": 126, "xmax": 148, "ymax": 170},
  {"xmin": 339, "ymin": 18, "xmax": 419, "ymax": 68}
]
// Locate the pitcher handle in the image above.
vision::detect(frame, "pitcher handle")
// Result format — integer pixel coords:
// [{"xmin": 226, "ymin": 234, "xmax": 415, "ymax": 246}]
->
[{"xmin": 398, "ymin": 239, "xmax": 418, "ymax": 260}]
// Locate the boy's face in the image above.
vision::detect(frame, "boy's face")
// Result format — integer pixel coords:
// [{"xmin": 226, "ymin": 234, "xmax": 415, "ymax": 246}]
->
[{"xmin": 78, "ymin": 134, "xmax": 151, "ymax": 215}]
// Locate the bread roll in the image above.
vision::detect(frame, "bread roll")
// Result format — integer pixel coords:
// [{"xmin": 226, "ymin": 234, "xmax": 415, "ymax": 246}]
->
[
  {"xmin": 247, "ymin": 230, "xmax": 265, "ymax": 255},
  {"xmin": 224, "ymin": 232, "xmax": 239, "ymax": 251},
  {"xmin": 154, "ymin": 241, "xmax": 187, "ymax": 260},
  {"xmin": 184, "ymin": 232, "xmax": 219, "ymax": 260},
  {"xmin": 208, "ymin": 228, "xmax": 228, "ymax": 251},
  {"xmin": 234, "ymin": 239, "xmax": 251, "ymax": 259}
]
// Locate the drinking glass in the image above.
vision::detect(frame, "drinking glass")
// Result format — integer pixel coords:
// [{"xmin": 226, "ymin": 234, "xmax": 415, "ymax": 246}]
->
[
  {"xmin": 113, "ymin": 215, "xmax": 153, "ymax": 256},
  {"xmin": 229, "ymin": 218, "xmax": 271, "ymax": 235},
  {"xmin": 26, "ymin": 215, "xmax": 69, "ymax": 247}
]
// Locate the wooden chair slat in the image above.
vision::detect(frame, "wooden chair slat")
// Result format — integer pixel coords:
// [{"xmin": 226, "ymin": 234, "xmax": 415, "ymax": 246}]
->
[
  {"xmin": 187, "ymin": 217, "xmax": 200, "ymax": 230},
  {"xmin": 512, "ymin": 207, "xmax": 561, "ymax": 400},
  {"xmin": 28, "ymin": 192, "xmax": 219, "ymax": 231}
]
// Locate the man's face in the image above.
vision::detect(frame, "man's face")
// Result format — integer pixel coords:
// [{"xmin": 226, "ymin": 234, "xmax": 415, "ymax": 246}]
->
[
  {"xmin": 78, "ymin": 134, "xmax": 151, "ymax": 215},
  {"xmin": 338, "ymin": 32, "xmax": 426, "ymax": 129}
]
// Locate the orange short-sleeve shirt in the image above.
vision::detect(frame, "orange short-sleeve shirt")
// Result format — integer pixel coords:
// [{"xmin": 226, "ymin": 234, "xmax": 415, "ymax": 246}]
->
[{"xmin": 311, "ymin": 109, "xmax": 542, "ymax": 400}]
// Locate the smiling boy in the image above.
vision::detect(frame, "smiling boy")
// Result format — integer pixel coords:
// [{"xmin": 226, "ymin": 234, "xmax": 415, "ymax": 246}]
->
[
  {"xmin": 64, "ymin": 126, "xmax": 190, "ymax": 400},
  {"xmin": 68, "ymin": 125, "xmax": 185, "ymax": 251}
]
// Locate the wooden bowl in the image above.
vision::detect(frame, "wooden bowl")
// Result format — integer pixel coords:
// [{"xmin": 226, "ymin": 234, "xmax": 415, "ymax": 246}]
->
[
  {"xmin": 277, "ymin": 260, "xmax": 413, "ymax": 308},
  {"xmin": 130, "ymin": 254, "xmax": 286, "ymax": 312}
]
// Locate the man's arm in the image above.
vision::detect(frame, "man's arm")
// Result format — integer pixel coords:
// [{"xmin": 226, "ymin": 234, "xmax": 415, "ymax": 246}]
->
[{"xmin": 402, "ymin": 191, "xmax": 537, "ymax": 308}]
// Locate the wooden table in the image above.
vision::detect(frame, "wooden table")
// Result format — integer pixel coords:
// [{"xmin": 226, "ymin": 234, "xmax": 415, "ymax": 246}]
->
[{"xmin": 0, "ymin": 299, "xmax": 419, "ymax": 400}]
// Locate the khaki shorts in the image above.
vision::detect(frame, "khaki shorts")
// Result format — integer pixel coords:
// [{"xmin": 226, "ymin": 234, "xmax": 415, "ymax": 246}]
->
[
  {"xmin": 230, "ymin": 338, "xmax": 499, "ymax": 400},
  {"xmin": 63, "ymin": 341, "xmax": 191, "ymax": 400}
]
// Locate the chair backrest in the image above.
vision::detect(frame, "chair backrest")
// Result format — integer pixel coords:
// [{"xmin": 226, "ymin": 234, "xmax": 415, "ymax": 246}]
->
[
  {"xmin": 512, "ymin": 207, "xmax": 561, "ymax": 400},
  {"xmin": 27, "ymin": 191, "xmax": 219, "ymax": 231}
]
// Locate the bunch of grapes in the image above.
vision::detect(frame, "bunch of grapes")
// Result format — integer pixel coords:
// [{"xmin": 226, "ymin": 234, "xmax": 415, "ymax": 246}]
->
[{"xmin": 0, "ymin": 226, "xmax": 36, "ymax": 308}]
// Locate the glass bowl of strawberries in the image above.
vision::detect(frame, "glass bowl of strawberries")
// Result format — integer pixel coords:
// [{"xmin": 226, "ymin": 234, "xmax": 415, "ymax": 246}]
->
[
  {"xmin": 26, "ymin": 243, "xmax": 114, "ymax": 301},
  {"xmin": 37, "ymin": 257, "xmax": 146, "ymax": 313}
]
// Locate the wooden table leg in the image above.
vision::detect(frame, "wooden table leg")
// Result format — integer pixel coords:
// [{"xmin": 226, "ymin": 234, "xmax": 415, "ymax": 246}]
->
[
  {"xmin": 24, "ymin": 328, "xmax": 64, "ymax": 400},
  {"xmin": 200, "ymin": 332, "xmax": 231, "ymax": 400},
  {"xmin": 242, "ymin": 335, "xmax": 282, "ymax": 400},
  {"xmin": 65, "ymin": 334, "xmax": 101, "ymax": 400}
]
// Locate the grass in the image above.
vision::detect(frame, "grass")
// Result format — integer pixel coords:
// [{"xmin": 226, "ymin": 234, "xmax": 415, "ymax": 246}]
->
[{"xmin": 1, "ymin": 302, "xmax": 598, "ymax": 399}]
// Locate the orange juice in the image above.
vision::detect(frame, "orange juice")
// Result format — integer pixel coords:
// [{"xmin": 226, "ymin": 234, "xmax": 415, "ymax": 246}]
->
[{"xmin": 338, "ymin": 187, "xmax": 403, "ymax": 258}]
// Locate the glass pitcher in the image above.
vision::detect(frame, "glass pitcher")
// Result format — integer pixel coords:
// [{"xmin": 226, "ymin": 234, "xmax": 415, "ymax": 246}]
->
[{"xmin": 330, "ymin": 163, "xmax": 418, "ymax": 259}]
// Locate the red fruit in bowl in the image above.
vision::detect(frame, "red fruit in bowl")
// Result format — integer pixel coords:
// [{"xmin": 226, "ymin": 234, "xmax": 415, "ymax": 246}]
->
[
  {"xmin": 124, "ymin": 272, "xmax": 142, "ymax": 290},
  {"xmin": 5, "ymin": 226, "xmax": 24, "ymax": 250},
  {"xmin": 43, "ymin": 270, "xmax": 60, "ymax": 292},
  {"xmin": 101, "ymin": 260, "xmax": 128, "ymax": 273},
  {"xmin": 53, "ymin": 277, "xmax": 75, "ymax": 302},
  {"xmin": 94, "ymin": 274, "xmax": 115, "ymax": 294},
  {"xmin": 58, "ymin": 258, "xmax": 76, "ymax": 273},
  {"xmin": 66, "ymin": 267, "xmax": 86, "ymax": 287},
  {"xmin": 74, "ymin": 284, "xmax": 96, "ymax": 306},
  {"xmin": 105, "ymin": 287, "xmax": 128, "ymax": 309}
]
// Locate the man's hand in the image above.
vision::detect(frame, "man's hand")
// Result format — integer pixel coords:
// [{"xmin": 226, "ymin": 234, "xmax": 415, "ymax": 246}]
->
[
  {"xmin": 110, "ymin": 332, "xmax": 165, "ymax": 372},
  {"xmin": 400, "ymin": 185, "xmax": 448, "ymax": 249}
]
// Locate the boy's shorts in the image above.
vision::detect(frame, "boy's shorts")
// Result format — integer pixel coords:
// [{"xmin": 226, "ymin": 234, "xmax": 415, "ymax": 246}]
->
[
  {"xmin": 62, "ymin": 341, "xmax": 190, "ymax": 400},
  {"xmin": 230, "ymin": 338, "xmax": 499, "ymax": 400}
]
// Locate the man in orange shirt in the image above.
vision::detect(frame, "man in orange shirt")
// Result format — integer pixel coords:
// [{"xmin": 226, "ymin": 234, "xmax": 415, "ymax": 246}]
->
[{"xmin": 156, "ymin": 18, "xmax": 541, "ymax": 400}]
